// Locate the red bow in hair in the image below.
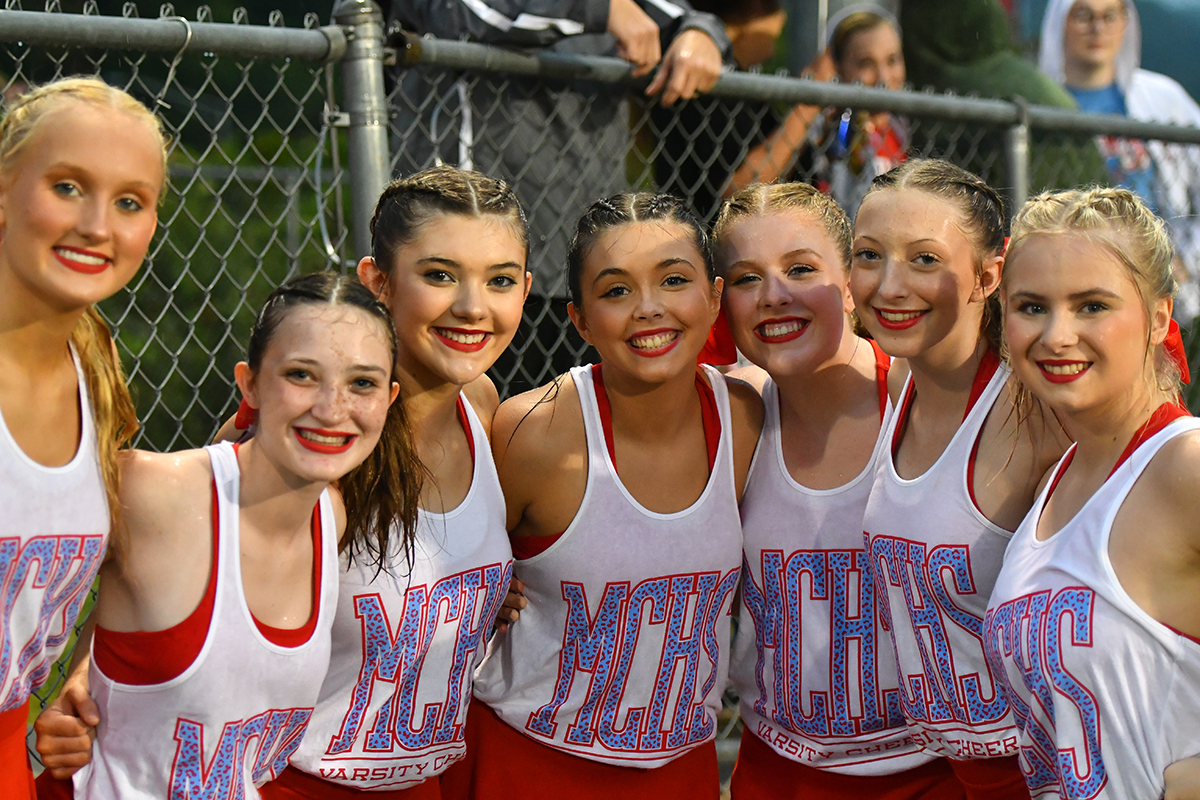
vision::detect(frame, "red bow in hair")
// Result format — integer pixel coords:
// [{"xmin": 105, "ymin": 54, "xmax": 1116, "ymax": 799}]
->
[
  {"xmin": 1165, "ymin": 319, "xmax": 1191, "ymax": 385},
  {"xmin": 698, "ymin": 310, "xmax": 738, "ymax": 366},
  {"xmin": 234, "ymin": 398, "xmax": 258, "ymax": 429}
]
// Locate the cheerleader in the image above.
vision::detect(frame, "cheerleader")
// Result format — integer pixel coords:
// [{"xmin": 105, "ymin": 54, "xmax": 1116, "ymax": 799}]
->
[
  {"xmin": 0, "ymin": 77, "xmax": 165, "ymax": 798},
  {"xmin": 262, "ymin": 166, "xmax": 530, "ymax": 798},
  {"xmin": 715, "ymin": 182, "xmax": 961, "ymax": 800},
  {"xmin": 443, "ymin": 193, "xmax": 763, "ymax": 800},
  {"xmin": 61, "ymin": 273, "xmax": 416, "ymax": 798},
  {"xmin": 983, "ymin": 188, "xmax": 1200, "ymax": 800},
  {"xmin": 851, "ymin": 159, "xmax": 1067, "ymax": 799}
]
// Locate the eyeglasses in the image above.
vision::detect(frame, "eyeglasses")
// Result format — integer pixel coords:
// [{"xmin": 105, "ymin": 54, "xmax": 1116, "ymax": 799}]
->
[{"xmin": 1067, "ymin": 6, "xmax": 1128, "ymax": 28}]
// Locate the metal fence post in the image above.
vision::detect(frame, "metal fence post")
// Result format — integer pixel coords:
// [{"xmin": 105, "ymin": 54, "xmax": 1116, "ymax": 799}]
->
[
  {"xmin": 332, "ymin": 0, "xmax": 390, "ymax": 261},
  {"xmin": 1005, "ymin": 96, "xmax": 1030, "ymax": 215}
]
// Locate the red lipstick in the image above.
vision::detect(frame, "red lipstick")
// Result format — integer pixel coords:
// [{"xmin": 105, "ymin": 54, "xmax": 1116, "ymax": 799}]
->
[
  {"xmin": 293, "ymin": 427, "xmax": 357, "ymax": 454},
  {"xmin": 53, "ymin": 246, "xmax": 111, "ymax": 275},
  {"xmin": 434, "ymin": 327, "xmax": 490, "ymax": 353},
  {"xmin": 874, "ymin": 308, "xmax": 928, "ymax": 331}
]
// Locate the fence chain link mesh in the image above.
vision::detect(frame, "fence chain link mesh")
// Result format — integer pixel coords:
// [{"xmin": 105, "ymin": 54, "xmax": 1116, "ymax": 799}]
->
[
  {"xmin": 6, "ymin": 3, "xmax": 1200, "ymax": 785},
  {"xmin": 1, "ymin": 1, "xmax": 347, "ymax": 750}
]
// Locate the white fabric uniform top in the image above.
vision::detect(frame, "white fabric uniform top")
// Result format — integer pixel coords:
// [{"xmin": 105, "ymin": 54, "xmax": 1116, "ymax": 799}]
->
[
  {"xmin": 75, "ymin": 441, "xmax": 337, "ymax": 800},
  {"xmin": 984, "ymin": 417, "xmax": 1200, "ymax": 800},
  {"xmin": 863, "ymin": 362, "xmax": 1019, "ymax": 760},
  {"xmin": 473, "ymin": 364, "xmax": 743, "ymax": 768},
  {"xmin": 291, "ymin": 394, "xmax": 513, "ymax": 790},
  {"xmin": 731, "ymin": 378, "xmax": 932, "ymax": 775},
  {"xmin": 0, "ymin": 346, "xmax": 107, "ymax": 712}
]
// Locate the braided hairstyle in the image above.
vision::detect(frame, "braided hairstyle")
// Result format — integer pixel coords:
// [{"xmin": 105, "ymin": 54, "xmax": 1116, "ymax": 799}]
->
[
  {"xmin": 864, "ymin": 158, "xmax": 1008, "ymax": 352},
  {"xmin": 567, "ymin": 193, "xmax": 715, "ymax": 308}
]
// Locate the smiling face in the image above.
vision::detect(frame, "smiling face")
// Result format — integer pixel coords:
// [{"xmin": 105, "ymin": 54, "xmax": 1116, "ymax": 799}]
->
[
  {"xmin": 851, "ymin": 188, "xmax": 999, "ymax": 364},
  {"xmin": 1003, "ymin": 230, "xmax": 1170, "ymax": 416},
  {"xmin": 237, "ymin": 303, "xmax": 399, "ymax": 485},
  {"xmin": 569, "ymin": 220, "xmax": 720, "ymax": 384},
  {"xmin": 720, "ymin": 209, "xmax": 855, "ymax": 379},
  {"xmin": 0, "ymin": 100, "xmax": 163, "ymax": 314},
  {"xmin": 1063, "ymin": 0, "xmax": 1128, "ymax": 78},
  {"xmin": 362, "ymin": 213, "xmax": 530, "ymax": 389}
]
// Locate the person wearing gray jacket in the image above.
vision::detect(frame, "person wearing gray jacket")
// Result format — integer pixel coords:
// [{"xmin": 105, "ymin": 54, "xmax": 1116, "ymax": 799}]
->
[{"xmin": 382, "ymin": 0, "xmax": 730, "ymax": 393}]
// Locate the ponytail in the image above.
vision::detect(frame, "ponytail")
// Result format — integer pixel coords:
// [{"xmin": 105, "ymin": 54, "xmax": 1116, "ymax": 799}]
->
[{"xmin": 70, "ymin": 306, "xmax": 138, "ymax": 557}]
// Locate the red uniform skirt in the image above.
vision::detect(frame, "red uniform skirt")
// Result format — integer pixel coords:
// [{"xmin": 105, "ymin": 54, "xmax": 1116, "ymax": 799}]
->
[
  {"xmin": 1, "ymin": 702, "xmax": 35, "ymax": 800},
  {"xmin": 729, "ymin": 727, "xmax": 967, "ymax": 800},
  {"xmin": 439, "ymin": 701, "xmax": 719, "ymax": 800},
  {"xmin": 947, "ymin": 756, "xmax": 1030, "ymax": 800},
  {"xmin": 260, "ymin": 766, "xmax": 441, "ymax": 800}
]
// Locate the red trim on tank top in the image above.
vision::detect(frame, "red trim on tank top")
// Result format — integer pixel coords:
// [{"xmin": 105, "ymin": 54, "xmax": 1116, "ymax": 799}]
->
[
  {"xmin": 870, "ymin": 339, "xmax": 891, "ymax": 421},
  {"xmin": 1041, "ymin": 403, "xmax": 1190, "ymax": 512},
  {"xmin": 510, "ymin": 365, "xmax": 721, "ymax": 561},
  {"xmin": 253, "ymin": 502, "xmax": 321, "ymax": 647},
  {"xmin": 93, "ymin": 485, "xmax": 222, "ymax": 685},
  {"xmin": 94, "ymin": 468, "xmax": 323, "ymax": 683},
  {"xmin": 1165, "ymin": 623, "xmax": 1200, "ymax": 647},
  {"xmin": 457, "ymin": 395, "xmax": 474, "ymax": 461},
  {"xmin": 893, "ymin": 348, "xmax": 1001, "ymax": 458}
]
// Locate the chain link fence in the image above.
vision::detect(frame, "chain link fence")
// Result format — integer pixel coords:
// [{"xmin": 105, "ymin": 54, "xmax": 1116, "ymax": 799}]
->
[{"xmin": 5, "ymin": 0, "xmax": 1200, "ymax": 782}]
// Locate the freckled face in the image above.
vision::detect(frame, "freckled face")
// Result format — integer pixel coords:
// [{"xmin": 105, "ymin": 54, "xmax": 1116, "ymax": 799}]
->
[
  {"xmin": 569, "ymin": 221, "xmax": 720, "ymax": 385},
  {"xmin": 1003, "ymin": 231, "xmax": 1168, "ymax": 416},
  {"xmin": 0, "ymin": 101, "xmax": 163, "ymax": 313},
  {"xmin": 239, "ymin": 304, "xmax": 399, "ymax": 485},
  {"xmin": 851, "ymin": 189, "xmax": 993, "ymax": 362},
  {"xmin": 719, "ymin": 210, "xmax": 854, "ymax": 380},
  {"xmin": 367, "ymin": 214, "xmax": 530, "ymax": 389}
]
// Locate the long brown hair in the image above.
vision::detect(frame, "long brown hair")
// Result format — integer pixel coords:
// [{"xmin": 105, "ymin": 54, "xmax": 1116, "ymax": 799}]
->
[
  {"xmin": 0, "ymin": 77, "xmax": 169, "ymax": 546},
  {"xmin": 245, "ymin": 273, "xmax": 424, "ymax": 567}
]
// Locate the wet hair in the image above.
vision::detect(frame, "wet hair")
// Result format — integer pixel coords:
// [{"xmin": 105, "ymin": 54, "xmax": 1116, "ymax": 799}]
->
[
  {"xmin": 830, "ymin": 9, "xmax": 899, "ymax": 67},
  {"xmin": 566, "ymin": 192, "xmax": 715, "ymax": 307},
  {"xmin": 864, "ymin": 158, "xmax": 1007, "ymax": 352},
  {"xmin": 369, "ymin": 165, "xmax": 528, "ymax": 275},
  {"xmin": 1006, "ymin": 186, "xmax": 1180, "ymax": 394},
  {"xmin": 246, "ymin": 272, "xmax": 423, "ymax": 567},
  {"xmin": 713, "ymin": 182, "xmax": 853, "ymax": 272},
  {"xmin": 0, "ymin": 77, "xmax": 169, "ymax": 545}
]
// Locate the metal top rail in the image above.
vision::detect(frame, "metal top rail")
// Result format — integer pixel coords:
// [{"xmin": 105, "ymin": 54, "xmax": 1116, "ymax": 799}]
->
[
  {"xmin": 0, "ymin": 8, "xmax": 346, "ymax": 63},
  {"xmin": 397, "ymin": 32, "xmax": 1200, "ymax": 147}
]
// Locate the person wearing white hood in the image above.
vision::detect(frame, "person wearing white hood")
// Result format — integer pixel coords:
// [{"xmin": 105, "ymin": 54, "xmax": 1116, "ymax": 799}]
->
[{"xmin": 1039, "ymin": 0, "xmax": 1200, "ymax": 322}]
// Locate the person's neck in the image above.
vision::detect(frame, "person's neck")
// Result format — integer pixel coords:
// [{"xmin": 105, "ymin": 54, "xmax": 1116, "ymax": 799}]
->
[
  {"xmin": 907, "ymin": 332, "xmax": 991, "ymax": 418},
  {"xmin": 236, "ymin": 439, "xmax": 328, "ymax": 544},
  {"xmin": 0, "ymin": 270, "xmax": 88, "ymax": 376},
  {"xmin": 1064, "ymin": 59, "xmax": 1118, "ymax": 90},
  {"xmin": 772, "ymin": 333, "xmax": 877, "ymax": 431},
  {"xmin": 601, "ymin": 362, "xmax": 702, "ymax": 445},
  {"xmin": 1059, "ymin": 385, "xmax": 1175, "ymax": 474},
  {"xmin": 395, "ymin": 360, "xmax": 467, "ymax": 461}
]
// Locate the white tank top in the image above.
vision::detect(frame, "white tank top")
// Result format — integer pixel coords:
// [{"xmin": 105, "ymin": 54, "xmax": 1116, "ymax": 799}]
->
[
  {"xmin": 472, "ymin": 364, "xmax": 743, "ymax": 768},
  {"xmin": 731, "ymin": 378, "xmax": 932, "ymax": 775},
  {"xmin": 0, "ymin": 347, "xmax": 107, "ymax": 712},
  {"xmin": 863, "ymin": 361, "xmax": 1019, "ymax": 759},
  {"xmin": 75, "ymin": 442, "xmax": 337, "ymax": 800},
  {"xmin": 290, "ymin": 394, "xmax": 513, "ymax": 790},
  {"xmin": 984, "ymin": 416, "xmax": 1200, "ymax": 800}
]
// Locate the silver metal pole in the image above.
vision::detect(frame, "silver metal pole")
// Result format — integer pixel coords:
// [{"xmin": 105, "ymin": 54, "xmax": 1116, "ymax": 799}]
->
[
  {"xmin": 332, "ymin": 0, "xmax": 390, "ymax": 262},
  {"xmin": 1005, "ymin": 97, "xmax": 1031, "ymax": 215}
]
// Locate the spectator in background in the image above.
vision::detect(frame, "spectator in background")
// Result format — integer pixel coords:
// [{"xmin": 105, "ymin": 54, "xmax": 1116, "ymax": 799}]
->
[
  {"xmin": 652, "ymin": 0, "xmax": 786, "ymax": 225},
  {"xmin": 382, "ymin": 0, "xmax": 730, "ymax": 394},
  {"xmin": 726, "ymin": 4, "xmax": 908, "ymax": 217},
  {"xmin": 1039, "ymin": 0, "xmax": 1200, "ymax": 320}
]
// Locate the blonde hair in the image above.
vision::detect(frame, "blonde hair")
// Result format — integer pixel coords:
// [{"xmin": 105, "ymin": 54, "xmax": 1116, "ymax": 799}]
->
[
  {"xmin": 1, "ymin": 78, "xmax": 169, "ymax": 548},
  {"xmin": 1006, "ymin": 186, "xmax": 1180, "ymax": 395},
  {"xmin": 713, "ymin": 181, "xmax": 852, "ymax": 272}
]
